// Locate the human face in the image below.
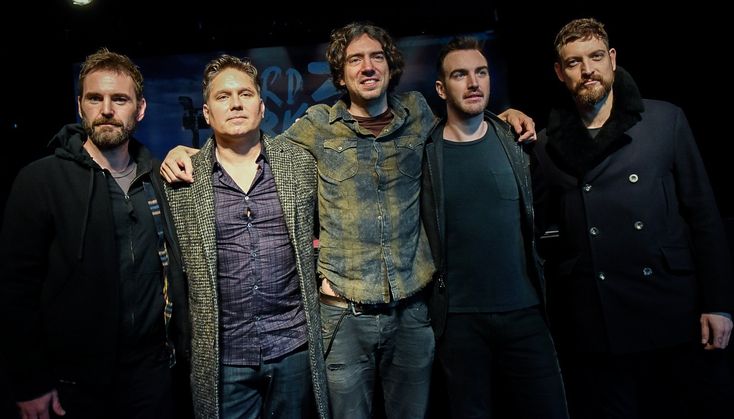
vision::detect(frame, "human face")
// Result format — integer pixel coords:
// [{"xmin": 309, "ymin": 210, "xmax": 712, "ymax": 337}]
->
[
  {"xmin": 203, "ymin": 68, "xmax": 265, "ymax": 141},
  {"xmin": 436, "ymin": 49, "xmax": 490, "ymax": 117},
  {"xmin": 555, "ymin": 36, "xmax": 616, "ymax": 107},
  {"xmin": 339, "ymin": 34, "xmax": 391, "ymax": 115},
  {"xmin": 78, "ymin": 70, "xmax": 145, "ymax": 150}
]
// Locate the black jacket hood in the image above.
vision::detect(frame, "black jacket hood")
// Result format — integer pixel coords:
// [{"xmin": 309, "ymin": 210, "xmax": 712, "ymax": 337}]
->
[{"xmin": 49, "ymin": 123, "xmax": 154, "ymax": 171}]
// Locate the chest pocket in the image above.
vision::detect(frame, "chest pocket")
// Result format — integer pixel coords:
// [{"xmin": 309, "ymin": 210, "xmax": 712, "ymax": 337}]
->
[
  {"xmin": 320, "ymin": 139, "xmax": 358, "ymax": 182},
  {"xmin": 491, "ymin": 169, "xmax": 519, "ymax": 200},
  {"xmin": 396, "ymin": 136, "xmax": 424, "ymax": 179}
]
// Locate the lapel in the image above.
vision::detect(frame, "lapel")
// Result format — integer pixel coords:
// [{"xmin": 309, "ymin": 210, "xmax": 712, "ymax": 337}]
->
[
  {"xmin": 192, "ymin": 138, "xmax": 219, "ymax": 280},
  {"xmin": 263, "ymin": 135, "xmax": 297, "ymax": 238}
]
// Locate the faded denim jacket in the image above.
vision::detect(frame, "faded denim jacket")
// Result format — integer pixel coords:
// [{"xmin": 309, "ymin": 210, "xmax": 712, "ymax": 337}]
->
[{"xmin": 281, "ymin": 91, "xmax": 438, "ymax": 304}]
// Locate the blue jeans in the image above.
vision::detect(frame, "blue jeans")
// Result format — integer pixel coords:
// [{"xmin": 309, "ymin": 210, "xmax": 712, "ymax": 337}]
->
[
  {"xmin": 320, "ymin": 297, "xmax": 435, "ymax": 419},
  {"xmin": 220, "ymin": 346, "xmax": 312, "ymax": 419},
  {"xmin": 437, "ymin": 307, "xmax": 568, "ymax": 419}
]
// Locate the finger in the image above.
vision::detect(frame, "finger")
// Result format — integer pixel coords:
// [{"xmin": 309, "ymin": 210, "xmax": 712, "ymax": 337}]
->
[
  {"xmin": 160, "ymin": 164, "xmax": 175, "ymax": 184},
  {"xmin": 51, "ymin": 390, "xmax": 65, "ymax": 416},
  {"xmin": 517, "ymin": 131, "xmax": 537, "ymax": 143},
  {"xmin": 700, "ymin": 318, "xmax": 710, "ymax": 345},
  {"xmin": 508, "ymin": 119, "xmax": 523, "ymax": 134},
  {"xmin": 180, "ymin": 159, "xmax": 194, "ymax": 180}
]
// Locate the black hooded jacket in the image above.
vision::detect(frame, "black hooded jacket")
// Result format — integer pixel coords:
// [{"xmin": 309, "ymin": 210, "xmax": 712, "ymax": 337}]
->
[{"xmin": 0, "ymin": 124, "xmax": 189, "ymax": 401}]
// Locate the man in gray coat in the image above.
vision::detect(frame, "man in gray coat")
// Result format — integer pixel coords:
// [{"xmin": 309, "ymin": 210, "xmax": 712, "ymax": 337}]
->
[{"xmin": 165, "ymin": 55, "xmax": 329, "ymax": 419}]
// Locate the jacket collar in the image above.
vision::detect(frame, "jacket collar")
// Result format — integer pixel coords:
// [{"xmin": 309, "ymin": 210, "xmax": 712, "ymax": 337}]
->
[
  {"xmin": 51, "ymin": 123, "xmax": 153, "ymax": 173},
  {"xmin": 545, "ymin": 66, "xmax": 645, "ymax": 178}
]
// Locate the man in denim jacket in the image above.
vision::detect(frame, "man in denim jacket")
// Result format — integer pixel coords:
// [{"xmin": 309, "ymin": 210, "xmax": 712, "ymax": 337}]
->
[{"xmin": 161, "ymin": 22, "xmax": 534, "ymax": 418}]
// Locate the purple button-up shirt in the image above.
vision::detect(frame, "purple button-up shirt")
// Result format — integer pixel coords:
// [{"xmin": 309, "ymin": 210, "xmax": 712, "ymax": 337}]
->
[{"xmin": 212, "ymin": 147, "xmax": 306, "ymax": 366}]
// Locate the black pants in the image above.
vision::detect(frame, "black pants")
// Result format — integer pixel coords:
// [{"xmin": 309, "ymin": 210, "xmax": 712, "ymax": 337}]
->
[
  {"xmin": 53, "ymin": 352, "xmax": 174, "ymax": 419},
  {"xmin": 436, "ymin": 307, "xmax": 569, "ymax": 419},
  {"xmin": 563, "ymin": 343, "xmax": 734, "ymax": 419}
]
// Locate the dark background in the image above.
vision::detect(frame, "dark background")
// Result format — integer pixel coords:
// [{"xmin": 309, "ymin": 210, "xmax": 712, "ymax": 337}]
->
[
  {"xmin": 1, "ymin": 0, "xmax": 731, "ymax": 417},
  {"xmin": 1, "ymin": 1, "xmax": 731, "ymax": 220}
]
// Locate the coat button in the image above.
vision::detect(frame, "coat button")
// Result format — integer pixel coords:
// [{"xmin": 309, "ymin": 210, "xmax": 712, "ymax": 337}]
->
[
  {"xmin": 589, "ymin": 227, "xmax": 600, "ymax": 236},
  {"xmin": 643, "ymin": 267, "xmax": 653, "ymax": 276},
  {"xmin": 634, "ymin": 221, "xmax": 644, "ymax": 230},
  {"xmin": 598, "ymin": 272, "xmax": 606, "ymax": 280},
  {"xmin": 629, "ymin": 174, "xmax": 639, "ymax": 183},
  {"xmin": 583, "ymin": 184, "xmax": 592, "ymax": 192}
]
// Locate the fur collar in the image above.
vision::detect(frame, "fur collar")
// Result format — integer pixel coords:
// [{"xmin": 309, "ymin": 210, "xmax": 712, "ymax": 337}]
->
[{"xmin": 546, "ymin": 66, "xmax": 644, "ymax": 178}]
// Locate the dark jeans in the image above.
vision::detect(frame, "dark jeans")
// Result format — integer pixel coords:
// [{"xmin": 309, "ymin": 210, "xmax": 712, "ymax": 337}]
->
[
  {"xmin": 320, "ymin": 297, "xmax": 435, "ymax": 419},
  {"xmin": 52, "ymin": 350, "xmax": 174, "ymax": 419},
  {"xmin": 437, "ymin": 307, "xmax": 569, "ymax": 419},
  {"xmin": 563, "ymin": 343, "xmax": 734, "ymax": 419},
  {"xmin": 221, "ymin": 346, "xmax": 312, "ymax": 419}
]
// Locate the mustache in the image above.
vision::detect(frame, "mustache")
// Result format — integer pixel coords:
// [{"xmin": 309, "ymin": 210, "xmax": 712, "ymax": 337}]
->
[{"xmin": 92, "ymin": 117, "xmax": 123, "ymax": 127}]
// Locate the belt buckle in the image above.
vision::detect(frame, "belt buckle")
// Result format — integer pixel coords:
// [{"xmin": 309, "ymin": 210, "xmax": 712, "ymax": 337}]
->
[{"xmin": 350, "ymin": 301, "xmax": 364, "ymax": 316}]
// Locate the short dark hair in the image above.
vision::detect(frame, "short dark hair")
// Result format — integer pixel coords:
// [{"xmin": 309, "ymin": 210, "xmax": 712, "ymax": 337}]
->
[
  {"xmin": 78, "ymin": 48, "xmax": 143, "ymax": 100},
  {"xmin": 554, "ymin": 18, "xmax": 610, "ymax": 61},
  {"xmin": 202, "ymin": 55, "xmax": 261, "ymax": 102},
  {"xmin": 436, "ymin": 36, "xmax": 484, "ymax": 81},
  {"xmin": 326, "ymin": 22, "xmax": 404, "ymax": 93}
]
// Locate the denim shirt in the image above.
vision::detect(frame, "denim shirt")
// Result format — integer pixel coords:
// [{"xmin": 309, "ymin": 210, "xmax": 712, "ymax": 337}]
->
[{"xmin": 281, "ymin": 91, "xmax": 437, "ymax": 303}]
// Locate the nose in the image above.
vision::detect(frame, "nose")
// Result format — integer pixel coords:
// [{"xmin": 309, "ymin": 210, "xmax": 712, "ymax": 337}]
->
[
  {"xmin": 101, "ymin": 97, "xmax": 114, "ymax": 116},
  {"xmin": 361, "ymin": 58, "xmax": 375, "ymax": 74},
  {"xmin": 230, "ymin": 94, "xmax": 243, "ymax": 109},
  {"xmin": 581, "ymin": 58, "xmax": 594, "ymax": 77},
  {"xmin": 467, "ymin": 73, "xmax": 479, "ymax": 88}
]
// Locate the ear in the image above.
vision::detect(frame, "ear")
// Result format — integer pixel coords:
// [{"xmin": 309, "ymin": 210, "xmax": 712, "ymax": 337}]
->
[
  {"xmin": 609, "ymin": 48, "xmax": 617, "ymax": 71},
  {"xmin": 77, "ymin": 96, "xmax": 83, "ymax": 120},
  {"xmin": 554, "ymin": 62, "xmax": 564, "ymax": 82},
  {"xmin": 338, "ymin": 77, "xmax": 346, "ymax": 87},
  {"xmin": 259, "ymin": 98, "xmax": 265, "ymax": 119},
  {"xmin": 435, "ymin": 80, "xmax": 446, "ymax": 100},
  {"xmin": 203, "ymin": 103, "xmax": 210, "ymax": 125},
  {"xmin": 135, "ymin": 98, "xmax": 147, "ymax": 122}
]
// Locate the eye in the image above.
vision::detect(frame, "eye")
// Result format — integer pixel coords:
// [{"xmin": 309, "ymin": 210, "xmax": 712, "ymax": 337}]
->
[
  {"xmin": 451, "ymin": 71, "xmax": 467, "ymax": 80},
  {"xmin": 112, "ymin": 96, "xmax": 129, "ymax": 105},
  {"xmin": 348, "ymin": 56, "xmax": 362, "ymax": 65},
  {"xmin": 592, "ymin": 52, "xmax": 605, "ymax": 61},
  {"xmin": 372, "ymin": 53, "xmax": 386, "ymax": 62},
  {"xmin": 566, "ymin": 59, "xmax": 579, "ymax": 68},
  {"xmin": 478, "ymin": 69, "xmax": 489, "ymax": 77}
]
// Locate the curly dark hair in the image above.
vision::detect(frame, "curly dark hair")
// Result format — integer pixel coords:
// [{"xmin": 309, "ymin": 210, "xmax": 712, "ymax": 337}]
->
[{"xmin": 326, "ymin": 22, "xmax": 404, "ymax": 93}]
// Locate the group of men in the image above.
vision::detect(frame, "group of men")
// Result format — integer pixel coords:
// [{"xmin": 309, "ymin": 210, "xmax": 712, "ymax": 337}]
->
[{"xmin": 1, "ymin": 17, "xmax": 732, "ymax": 419}]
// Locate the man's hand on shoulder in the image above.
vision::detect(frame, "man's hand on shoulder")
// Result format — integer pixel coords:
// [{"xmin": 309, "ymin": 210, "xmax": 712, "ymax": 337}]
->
[
  {"xmin": 160, "ymin": 146, "xmax": 200, "ymax": 184},
  {"xmin": 499, "ymin": 108, "xmax": 537, "ymax": 142}
]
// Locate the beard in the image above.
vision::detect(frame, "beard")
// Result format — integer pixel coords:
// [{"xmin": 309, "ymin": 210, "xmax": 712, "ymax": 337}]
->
[
  {"xmin": 574, "ymin": 74, "xmax": 613, "ymax": 107},
  {"xmin": 81, "ymin": 116, "xmax": 136, "ymax": 150}
]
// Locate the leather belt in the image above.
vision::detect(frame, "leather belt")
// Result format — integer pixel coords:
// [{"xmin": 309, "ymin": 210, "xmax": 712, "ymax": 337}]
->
[{"xmin": 319, "ymin": 292, "xmax": 400, "ymax": 316}]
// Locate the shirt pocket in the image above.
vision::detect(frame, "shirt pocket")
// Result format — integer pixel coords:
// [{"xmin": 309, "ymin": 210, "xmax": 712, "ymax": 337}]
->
[
  {"xmin": 320, "ymin": 139, "xmax": 359, "ymax": 182},
  {"xmin": 491, "ymin": 169, "xmax": 520, "ymax": 200},
  {"xmin": 396, "ymin": 136, "xmax": 424, "ymax": 179}
]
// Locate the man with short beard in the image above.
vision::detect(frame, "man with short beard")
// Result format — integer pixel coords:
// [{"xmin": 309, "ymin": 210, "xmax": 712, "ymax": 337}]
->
[
  {"xmin": 534, "ymin": 18, "xmax": 734, "ymax": 419},
  {"xmin": 0, "ymin": 48, "xmax": 190, "ymax": 419}
]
